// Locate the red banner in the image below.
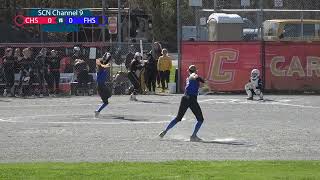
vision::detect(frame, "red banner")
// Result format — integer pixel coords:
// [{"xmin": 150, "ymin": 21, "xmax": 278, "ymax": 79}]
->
[
  {"xmin": 265, "ymin": 42, "xmax": 320, "ymax": 91},
  {"xmin": 181, "ymin": 42, "xmax": 261, "ymax": 92},
  {"xmin": 181, "ymin": 41, "xmax": 320, "ymax": 92}
]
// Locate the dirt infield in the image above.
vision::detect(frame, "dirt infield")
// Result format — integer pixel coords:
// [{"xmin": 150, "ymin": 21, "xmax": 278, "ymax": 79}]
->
[{"xmin": 1, "ymin": 94, "xmax": 320, "ymax": 162}]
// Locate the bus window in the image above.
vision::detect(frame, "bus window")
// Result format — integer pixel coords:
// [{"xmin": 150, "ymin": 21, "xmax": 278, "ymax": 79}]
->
[
  {"xmin": 283, "ymin": 24, "xmax": 300, "ymax": 38},
  {"xmin": 316, "ymin": 24, "xmax": 320, "ymax": 37},
  {"xmin": 263, "ymin": 21, "xmax": 278, "ymax": 36},
  {"xmin": 303, "ymin": 24, "xmax": 315, "ymax": 37}
]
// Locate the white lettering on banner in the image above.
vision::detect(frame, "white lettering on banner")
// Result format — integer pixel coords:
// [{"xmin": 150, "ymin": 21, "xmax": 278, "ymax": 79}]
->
[
  {"xmin": 207, "ymin": 49, "xmax": 239, "ymax": 84},
  {"xmin": 270, "ymin": 56, "xmax": 286, "ymax": 76},
  {"xmin": 270, "ymin": 56, "xmax": 320, "ymax": 77},
  {"xmin": 307, "ymin": 56, "xmax": 320, "ymax": 77}
]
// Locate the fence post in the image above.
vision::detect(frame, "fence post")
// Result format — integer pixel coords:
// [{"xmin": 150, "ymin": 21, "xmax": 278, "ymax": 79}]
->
[
  {"xmin": 259, "ymin": 0, "xmax": 266, "ymax": 91},
  {"xmin": 117, "ymin": 0, "xmax": 121, "ymax": 47},
  {"xmin": 102, "ymin": 0, "xmax": 106, "ymax": 43},
  {"xmin": 177, "ymin": 0, "xmax": 181, "ymax": 93}
]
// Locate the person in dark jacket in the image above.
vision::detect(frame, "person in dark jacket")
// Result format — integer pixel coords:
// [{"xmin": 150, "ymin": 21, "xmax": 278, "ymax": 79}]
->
[
  {"xmin": 145, "ymin": 52, "xmax": 157, "ymax": 94},
  {"xmin": 2, "ymin": 48, "xmax": 15, "ymax": 97},
  {"xmin": 128, "ymin": 52, "xmax": 143, "ymax": 101},
  {"xmin": 13, "ymin": 48, "xmax": 23, "ymax": 73},
  {"xmin": 152, "ymin": 42, "xmax": 162, "ymax": 88},
  {"xmin": 47, "ymin": 49, "xmax": 61, "ymax": 96},
  {"xmin": 74, "ymin": 58, "xmax": 90, "ymax": 89},
  {"xmin": 17, "ymin": 48, "xmax": 34, "ymax": 97},
  {"xmin": 34, "ymin": 48, "xmax": 48, "ymax": 97},
  {"xmin": 159, "ymin": 65, "xmax": 205, "ymax": 142}
]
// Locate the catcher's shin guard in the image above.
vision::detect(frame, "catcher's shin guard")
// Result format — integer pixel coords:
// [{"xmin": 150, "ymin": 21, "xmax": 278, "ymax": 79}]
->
[{"xmin": 245, "ymin": 83, "xmax": 253, "ymax": 98}]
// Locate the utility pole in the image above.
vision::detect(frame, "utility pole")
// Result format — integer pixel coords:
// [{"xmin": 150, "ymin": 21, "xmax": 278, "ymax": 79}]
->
[
  {"xmin": 177, "ymin": 0, "xmax": 181, "ymax": 93},
  {"xmin": 102, "ymin": 0, "xmax": 106, "ymax": 43},
  {"xmin": 117, "ymin": 0, "xmax": 121, "ymax": 47},
  {"xmin": 259, "ymin": 0, "xmax": 265, "ymax": 90}
]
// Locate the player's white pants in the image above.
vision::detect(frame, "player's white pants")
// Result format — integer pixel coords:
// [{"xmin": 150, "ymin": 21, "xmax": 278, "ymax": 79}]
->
[{"xmin": 245, "ymin": 83, "xmax": 263, "ymax": 99}]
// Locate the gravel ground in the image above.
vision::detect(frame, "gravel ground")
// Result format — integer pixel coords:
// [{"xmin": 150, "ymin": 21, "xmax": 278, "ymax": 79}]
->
[{"xmin": 0, "ymin": 94, "xmax": 320, "ymax": 162}]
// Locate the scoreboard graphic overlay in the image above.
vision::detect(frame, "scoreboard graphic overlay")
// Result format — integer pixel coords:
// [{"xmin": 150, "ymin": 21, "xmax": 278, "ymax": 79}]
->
[{"xmin": 14, "ymin": 9, "xmax": 109, "ymax": 32}]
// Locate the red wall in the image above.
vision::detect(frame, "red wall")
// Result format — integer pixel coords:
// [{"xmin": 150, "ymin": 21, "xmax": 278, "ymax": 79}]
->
[
  {"xmin": 265, "ymin": 42, "xmax": 320, "ymax": 91},
  {"xmin": 181, "ymin": 41, "xmax": 320, "ymax": 92},
  {"xmin": 181, "ymin": 42, "xmax": 261, "ymax": 91}
]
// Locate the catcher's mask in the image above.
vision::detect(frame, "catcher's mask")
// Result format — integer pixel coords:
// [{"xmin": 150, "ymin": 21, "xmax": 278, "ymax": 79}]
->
[{"xmin": 251, "ymin": 69, "xmax": 260, "ymax": 80}]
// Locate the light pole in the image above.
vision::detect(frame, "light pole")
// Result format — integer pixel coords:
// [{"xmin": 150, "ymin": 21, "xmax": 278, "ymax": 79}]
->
[
  {"xmin": 177, "ymin": 0, "xmax": 181, "ymax": 93},
  {"xmin": 102, "ymin": 0, "xmax": 106, "ymax": 43},
  {"xmin": 117, "ymin": 0, "xmax": 121, "ymax": 47}
]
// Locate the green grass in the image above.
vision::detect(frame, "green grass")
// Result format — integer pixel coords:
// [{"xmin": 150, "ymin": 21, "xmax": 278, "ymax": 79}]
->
[
  {"xmin": 170, "ymin": 65, "xmax": 176, "ymax": 83},
  {"xmin": 0, "ymin": 161, "xmax": 320, "ymax": 180}
]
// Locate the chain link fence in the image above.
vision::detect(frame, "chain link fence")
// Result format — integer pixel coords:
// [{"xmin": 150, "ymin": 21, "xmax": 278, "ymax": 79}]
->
[
  {"xmin": 180, "ymin": 0, "xmax": 320, "ymax": 42},
  {"xmin": 0, "ymin": 42, "xmax": 155, "ymax": 97}
]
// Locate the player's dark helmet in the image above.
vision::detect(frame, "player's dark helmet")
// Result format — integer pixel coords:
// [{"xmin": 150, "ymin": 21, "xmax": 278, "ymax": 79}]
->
[
  {"xmin": 188, "ymin": 65, "xmax": 197, "ymax": 73},
  {"xmin": 101, "ymin": 52, "xmax": 112, "ymax": 64}
]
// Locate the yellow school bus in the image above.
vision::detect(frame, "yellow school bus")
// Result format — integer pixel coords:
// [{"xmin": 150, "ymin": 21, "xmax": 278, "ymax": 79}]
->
[{"xmin": 263, "ymin": 19, "xmax": 320, "ymax": 41}]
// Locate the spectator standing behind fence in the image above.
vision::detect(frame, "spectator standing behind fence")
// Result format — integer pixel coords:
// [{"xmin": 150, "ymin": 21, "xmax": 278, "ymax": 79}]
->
[
  {"xmin": 47, "ymin": 50, "xmax": 61, "ymax": 96},
  {"xmin": 152, "ymin": 42, "xmax": 162, "ymax": 88},
  {"xmin": 17, "ymin": 48, "xmax": 34, "ymax": 97},
  {"xmin": 145, "ymin": 52, "xmax": 157, "ymax": 94},
  {"xmin": 13, "ymin": 48, "xmax": 23, "ymax": 97},
  {"xmin": 14, "ymin": 48, "xmax": 23, "ymax": 73},
  {"xmin": 2, "ymin": 48, "xmax": 15, "ymax": 97},
  {"xmin": 157, "ymin": 49, "xmax": 172, "ymax": 92},
  {"xmin": 74, "ymin": 58, "xmax": 91, "ymax": 90},
  {"xmin": 35, "ymin": 48, "xmax": 49, "ymax": 97}
]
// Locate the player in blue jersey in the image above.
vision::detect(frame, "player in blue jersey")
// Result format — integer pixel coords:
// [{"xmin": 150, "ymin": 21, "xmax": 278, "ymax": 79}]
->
[
  {"xmin": 94, "ymin": 52, "xmax": 112, "ymax": 118},
  {"xmin": 159, "ymin": 65, "xmax": 205, "ymax": 142}
]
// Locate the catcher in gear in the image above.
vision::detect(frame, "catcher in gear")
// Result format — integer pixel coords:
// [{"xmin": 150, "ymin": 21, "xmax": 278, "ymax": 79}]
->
[{"xmin": 245, "ymin": 69, "xmax": 264, "ymax": 100}]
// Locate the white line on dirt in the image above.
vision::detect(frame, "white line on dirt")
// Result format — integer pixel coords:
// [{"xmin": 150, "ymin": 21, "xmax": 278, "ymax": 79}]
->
[{"xmin": 198, "ymin": 98, "xmax": 320, "ymax": 109}]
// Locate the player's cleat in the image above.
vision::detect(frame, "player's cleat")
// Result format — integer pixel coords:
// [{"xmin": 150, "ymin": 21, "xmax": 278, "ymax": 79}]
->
[
  {"xmin": 159, "ymin": 130, "xmax": 167, "ymax": 138},
  {"xmin": 94, "ymin": 111, "xmax": 100, "ymax": 118},
  {"xmin": 259, "ymin": 97, "xmax": 264, "ymax": 101},
  {"xmin": 39, "ymin": 94, "xmax": 44, "ymax": 98},
  {"xmin": 247, "ymin": 97, "xmax": 253, "ymax": 100},
  {"xmin": 130, "ymin": 94, "xmax": 137, "ymax": 101},
  {"xmin": 190, "ymin": 135, "xmax": 203, "ymax": 142}
]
